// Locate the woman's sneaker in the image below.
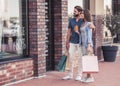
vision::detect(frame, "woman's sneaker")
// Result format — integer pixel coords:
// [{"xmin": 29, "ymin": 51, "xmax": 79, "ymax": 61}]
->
[
  {"xmin": 75, "ymin": 75, "xmax": 82, "ymax": 81},
  {"xmin": 81, "ymin": 77, "xmax": 94, "ymax": 83}
]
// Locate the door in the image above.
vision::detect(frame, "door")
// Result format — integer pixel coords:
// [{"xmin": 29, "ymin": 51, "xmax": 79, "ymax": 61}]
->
[{"xmin": 45, "ymin": 0, "xmax": 55, "ymax": 71}]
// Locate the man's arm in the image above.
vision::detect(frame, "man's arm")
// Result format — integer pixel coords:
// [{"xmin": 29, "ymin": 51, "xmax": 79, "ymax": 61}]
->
[
  {"xmin": 88, "ymin": 22, "xmax": 95, "ymax": 30},
  {"xmin": 66, "ymin": 29, "xmax": 71, "ymax": 49}
]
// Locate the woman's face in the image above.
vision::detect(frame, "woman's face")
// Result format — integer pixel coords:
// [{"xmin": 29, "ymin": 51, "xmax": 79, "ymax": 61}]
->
[{"xmin": 80, "ymin": 11, "xmax": 84, "ymax": 18}]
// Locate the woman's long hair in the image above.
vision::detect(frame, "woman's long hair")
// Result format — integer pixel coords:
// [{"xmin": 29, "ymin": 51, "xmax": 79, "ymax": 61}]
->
[{"xmin": 84, "ymin": 9, "xmax": 91, "ymax": 22}]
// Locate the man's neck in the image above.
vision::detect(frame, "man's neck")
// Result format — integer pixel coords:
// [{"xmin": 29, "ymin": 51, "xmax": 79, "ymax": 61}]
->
[{"xmin": 75, "ymin": 16, "xmax": 81, "ymax": 22}]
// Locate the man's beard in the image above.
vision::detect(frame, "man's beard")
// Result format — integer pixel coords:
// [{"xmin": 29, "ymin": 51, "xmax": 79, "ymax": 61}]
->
[{"xmin": 74, "ymin": 14, "xmax": 79, "ymax": 17}]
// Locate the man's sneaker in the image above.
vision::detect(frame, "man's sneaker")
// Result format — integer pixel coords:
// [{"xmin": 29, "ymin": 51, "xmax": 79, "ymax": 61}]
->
[
  {"xmin": 62, "ymin": 75, "xmax": 73, "ymax": 80},
  {"xmin": 75, "ymin": 75, "xmax": 82, "ymax": 81},
  {"xmin": 81, "ymin": 77, "xmax": 94, "ymax": 83}
]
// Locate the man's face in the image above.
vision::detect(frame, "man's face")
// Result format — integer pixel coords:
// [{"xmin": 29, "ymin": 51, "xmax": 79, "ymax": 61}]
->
[{"xmin": 73, "ymin": 8, "xmax": 81, "ymax": 17}]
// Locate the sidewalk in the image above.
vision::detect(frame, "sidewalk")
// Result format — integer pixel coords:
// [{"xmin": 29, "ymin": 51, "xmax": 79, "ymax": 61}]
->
[{"xmin": 12, "ymin": 56, "xmax": 120, "ymax": 86}]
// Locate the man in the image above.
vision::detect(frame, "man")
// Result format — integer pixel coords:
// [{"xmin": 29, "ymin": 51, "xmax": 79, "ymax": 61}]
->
[{"xmin": 62, "ymin": 6, "xmax": 83, "ymax": 80}]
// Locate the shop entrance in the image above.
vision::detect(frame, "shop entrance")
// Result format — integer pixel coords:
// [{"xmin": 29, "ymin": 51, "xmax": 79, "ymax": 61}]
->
[{"xmin": 45, "ymin": 0, "xmax": 55, "ymax": 71}]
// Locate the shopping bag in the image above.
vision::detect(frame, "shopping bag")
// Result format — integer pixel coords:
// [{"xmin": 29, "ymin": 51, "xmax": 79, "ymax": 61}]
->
[
  {"xmin": 56, "ymin": 55, "xmax": 67, "ymax": 72},
  {"xmin": 82, "ymin": 55, "xmax": 99, "ymax": 73},
  {"xmin": 65, "ymin": 50, "xmax": 70, "ymax": 71}
]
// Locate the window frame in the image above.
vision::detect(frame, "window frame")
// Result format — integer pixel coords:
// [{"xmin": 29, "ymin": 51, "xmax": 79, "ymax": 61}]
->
[{"xmin": 0, "ymin": 0, "xmax": 29, "ymax": 62}]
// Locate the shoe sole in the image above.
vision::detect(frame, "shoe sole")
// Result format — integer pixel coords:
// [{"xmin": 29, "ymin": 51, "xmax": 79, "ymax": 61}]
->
[
  {"xmin": 62, "ymin": 78, "xmax": 73, "ymax": 80},
  {"xmin": 81, "ymin": 80, "xmax": 94, "ymax": 83},
  {"xmin": 75, "ymin": 79, "xmax": 81, "ymax": 81}
]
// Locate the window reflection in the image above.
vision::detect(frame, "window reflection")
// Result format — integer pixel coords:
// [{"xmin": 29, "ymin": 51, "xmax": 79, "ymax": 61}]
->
[{"xmin": 0, "ymin": 0, "xmax": 24, "ymax": 58}]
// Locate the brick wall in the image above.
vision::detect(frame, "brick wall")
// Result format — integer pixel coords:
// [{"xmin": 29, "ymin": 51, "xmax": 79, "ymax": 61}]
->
[
  {"xmin": 29, "ymin": 0, "xmax": 46, "ymax": 76},
  {"xmin": 54, "ymin": 0, "xmax": 68, "ymax": 65},
  {"xmin": 93, "ymin": 15, "xmax": 104, "ymax": 60},
  {"xmin": 0, "ymin": 59, "xmax": 33, "ymax": 85},
  {"xmin": 0, "ymin": 0, "xmax": 47, "ymax": 85}
]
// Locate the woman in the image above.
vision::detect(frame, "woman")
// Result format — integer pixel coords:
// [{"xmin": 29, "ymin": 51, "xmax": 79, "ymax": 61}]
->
[{"xmin": 79, "ymin": 9, "xmax": 95, "ymax": 83}]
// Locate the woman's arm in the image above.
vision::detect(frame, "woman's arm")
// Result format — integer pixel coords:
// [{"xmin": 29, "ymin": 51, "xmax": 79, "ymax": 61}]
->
[{"xmin": 86, "ymin": 26, "xmax": 93, "ymax": 52}]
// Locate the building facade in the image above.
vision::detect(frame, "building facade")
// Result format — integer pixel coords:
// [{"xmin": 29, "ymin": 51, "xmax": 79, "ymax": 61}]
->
[
  {"xmin": 0, "ymin": 0, "xmax": 67, "ymax": 85},
  {"xmin": 0, "ymin": 0, "xmax": 118, "ymax": 85}
]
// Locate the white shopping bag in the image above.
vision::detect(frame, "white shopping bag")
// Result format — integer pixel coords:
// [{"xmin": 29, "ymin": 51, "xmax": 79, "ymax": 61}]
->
[{"xmin": 82, "ymin": 55, "xmax": 99, "ymax": 73}]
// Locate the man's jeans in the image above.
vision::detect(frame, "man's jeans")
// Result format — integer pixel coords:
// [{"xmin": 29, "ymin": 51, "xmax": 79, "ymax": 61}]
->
[{"xmin": 68, "ymin": 43, "xmax": 82, "ymax": 77}]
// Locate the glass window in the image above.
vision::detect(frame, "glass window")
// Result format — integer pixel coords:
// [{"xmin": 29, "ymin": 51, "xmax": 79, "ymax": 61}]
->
[
  {"xmin": 0, "ymin": 0, "xmax": 26, "ymax": 58},
  {"xmin": 68, "ymin": 0, "xmax": 83, "ymax": 15},
  {"xmin": 68, "ymin": 0, "xmax": 83, "ymax": 21}
]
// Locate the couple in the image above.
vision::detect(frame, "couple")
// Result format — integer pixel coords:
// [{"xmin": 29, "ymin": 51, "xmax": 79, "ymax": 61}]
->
[{"xmin": 62, "ymin": 6, "xmax": 95, "ymax": 83}]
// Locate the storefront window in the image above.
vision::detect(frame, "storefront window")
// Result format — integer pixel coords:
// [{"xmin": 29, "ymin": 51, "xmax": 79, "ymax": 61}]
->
[{"xmin": 0, "ymin": 0, "xmax": 26, "ymax": 58}]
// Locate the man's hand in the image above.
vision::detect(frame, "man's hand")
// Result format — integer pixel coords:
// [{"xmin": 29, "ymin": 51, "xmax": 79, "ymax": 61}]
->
[
  {"xmin": 89, "ymin": 23, "xmax": 95, "ymax": 31},
  {"xmin": 66, "ymin": 41, "xmax": 69, "ymax": 50}
]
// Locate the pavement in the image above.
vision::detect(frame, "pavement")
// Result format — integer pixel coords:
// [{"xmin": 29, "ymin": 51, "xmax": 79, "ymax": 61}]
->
[{"xmin": 11, "ymin": 56, "xmax": 120, "ymax": 86}]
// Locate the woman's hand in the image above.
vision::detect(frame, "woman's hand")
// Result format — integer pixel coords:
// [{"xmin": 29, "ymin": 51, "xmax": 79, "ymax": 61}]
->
[{"xmin": 87, "ymin": 44, "xmax": 92, "ymax": 53}]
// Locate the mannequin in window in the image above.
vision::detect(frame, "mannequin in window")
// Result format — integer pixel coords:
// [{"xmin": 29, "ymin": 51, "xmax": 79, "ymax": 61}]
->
[
  {"xmin": 2, "ymin": 20, "xmax": 9, "ymax": 52},
  {"xmin": 2, "ymin": 20, "xmax": 16, "ymax": 52},
  {"xmin": 10, "ymin": 19, "xmax": 22, "ymax": 55},
  {"xmin": 9, "ymin": 20, "xmax": 18, "ymax": 52}
]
